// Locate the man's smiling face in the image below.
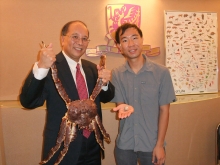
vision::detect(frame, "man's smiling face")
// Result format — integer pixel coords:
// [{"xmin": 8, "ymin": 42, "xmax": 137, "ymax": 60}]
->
[
  {"xmin": 61, "ymin": 22, "xmax": 90, "ymax": 62},
  {"xmin": 117, "ymin": 27, "xmax": 143, "ymax": 60}
]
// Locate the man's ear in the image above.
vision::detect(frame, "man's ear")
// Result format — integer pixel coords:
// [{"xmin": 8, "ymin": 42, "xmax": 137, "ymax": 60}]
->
[
  {"xmin": 60, "ymin": 36, "xmax": 65, "ymax": 46},
  {"xmin": 116, "ymin": 43, "xmax": 121, "ymax": 52}
]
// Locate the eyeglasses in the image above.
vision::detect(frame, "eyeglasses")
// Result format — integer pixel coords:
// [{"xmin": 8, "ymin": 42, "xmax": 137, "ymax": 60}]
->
[{"xmin": 65, "ymin": 35, "xmax": 90, "ymax": 44}]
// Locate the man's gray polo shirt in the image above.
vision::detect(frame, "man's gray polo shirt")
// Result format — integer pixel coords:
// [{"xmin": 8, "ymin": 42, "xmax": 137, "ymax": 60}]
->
[{"xmin": 111, "ymin": 55, "xmax": 176, "ymax": 152}]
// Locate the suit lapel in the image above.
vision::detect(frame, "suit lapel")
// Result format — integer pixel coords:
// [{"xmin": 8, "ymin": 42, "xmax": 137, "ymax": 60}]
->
[
  {"xmin": 55, "ymin": 52, "xmax": 79, "ymax": 101},
  {"xmin": 82, "ymin": 60, "xmax": 96, "ymax": 96}
]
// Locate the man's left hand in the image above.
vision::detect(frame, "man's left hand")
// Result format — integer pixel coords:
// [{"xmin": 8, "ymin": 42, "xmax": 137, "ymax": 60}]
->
[
  {"xmin": 152, "ymin": 146, "xmax": 165, "ymax": 165},
  {"xmin": 97, "ymin": 65, "xmax": 111, "ymax": 85}
]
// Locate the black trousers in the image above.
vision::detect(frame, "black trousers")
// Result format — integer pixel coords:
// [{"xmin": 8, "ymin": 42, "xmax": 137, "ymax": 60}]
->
[
  {"xmin": 42, "ymin": 131, "xmax": 101, "ymax": 165},
  {"xmin": 77, "ymin": 132, "xmax": 101, "ymax": 165}
]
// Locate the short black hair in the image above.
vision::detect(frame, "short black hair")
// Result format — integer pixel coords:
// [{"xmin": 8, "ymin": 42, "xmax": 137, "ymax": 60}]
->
[
  {"xmin": 61, "ymin": 20, "xmax": 89, "ymax": 37},
  {"xmin": 115, "ymin": 23, "xmax": 143, "ymax": 44}
]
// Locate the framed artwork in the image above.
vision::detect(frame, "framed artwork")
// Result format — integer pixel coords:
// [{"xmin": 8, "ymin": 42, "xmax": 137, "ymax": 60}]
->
[
  {"xmin": 164, "ymin": 11, "xmax": 218, "ymax": 95},
  {"xmin": 86, "ymin": 4, "xmax": 160, "ymax": 57}
]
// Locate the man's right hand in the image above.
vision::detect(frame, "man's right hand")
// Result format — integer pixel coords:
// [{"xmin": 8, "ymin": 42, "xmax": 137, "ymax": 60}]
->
[
  {"xmin": 112, "ymin": 104, "xmax": 134, "ymax": 119},
  {"xmin": 38, "ymin": 43, "xmax": 56, "ymax": 68}
]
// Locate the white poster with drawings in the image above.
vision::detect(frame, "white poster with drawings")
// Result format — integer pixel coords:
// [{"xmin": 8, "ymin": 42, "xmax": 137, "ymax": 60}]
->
[{"xmin": 164, "ymin": 11, "xmax": 218, "ymax": 95}]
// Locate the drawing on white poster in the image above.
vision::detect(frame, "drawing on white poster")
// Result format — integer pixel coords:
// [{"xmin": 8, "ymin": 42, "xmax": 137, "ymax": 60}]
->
[{"xmin": 164, "ymin": 11, "xmax": 218, "ymax": 95}]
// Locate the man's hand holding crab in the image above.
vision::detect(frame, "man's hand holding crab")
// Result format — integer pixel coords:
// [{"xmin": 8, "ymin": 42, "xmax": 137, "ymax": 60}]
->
[{"xmin": 97, "ymin": 54, "xmax": 111, "ymax": 86}]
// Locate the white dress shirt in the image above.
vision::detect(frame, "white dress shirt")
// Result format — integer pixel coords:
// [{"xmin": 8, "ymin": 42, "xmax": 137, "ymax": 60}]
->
[{"xmin": 33, "ymin": 51, "xmax": 108, "ymax": 92}]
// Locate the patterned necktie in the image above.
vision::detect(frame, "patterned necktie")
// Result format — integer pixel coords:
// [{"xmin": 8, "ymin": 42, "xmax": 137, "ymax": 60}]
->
[{"xmin": 76, "ymin": 63, "xmax": 91, "ymax": 138}]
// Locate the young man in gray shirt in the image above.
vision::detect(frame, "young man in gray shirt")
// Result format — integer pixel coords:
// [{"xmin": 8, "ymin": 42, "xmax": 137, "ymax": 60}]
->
[{"xmin": 112, "ymin": 23, "xmax": 176, "ymax": 165}]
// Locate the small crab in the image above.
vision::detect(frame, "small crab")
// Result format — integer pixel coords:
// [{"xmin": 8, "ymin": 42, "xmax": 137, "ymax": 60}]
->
[{"xmin": 40, "ymin": 55, "xmax": 110, "ymax": 165}]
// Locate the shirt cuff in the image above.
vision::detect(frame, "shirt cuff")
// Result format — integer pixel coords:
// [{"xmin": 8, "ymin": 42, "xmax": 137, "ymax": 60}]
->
[
  {"xmin": 101, "ymin": 82, "xmax": 109, "ymax": 91},
  {"xmin": 33, "ymin": 62, "xmax": 49, "ymax": 80}
]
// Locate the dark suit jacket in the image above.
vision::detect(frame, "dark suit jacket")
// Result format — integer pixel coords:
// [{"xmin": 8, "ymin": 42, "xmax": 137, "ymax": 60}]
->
[{"xmin": 19, "ymin": 52, "xmax": 115, "ymax": 165}]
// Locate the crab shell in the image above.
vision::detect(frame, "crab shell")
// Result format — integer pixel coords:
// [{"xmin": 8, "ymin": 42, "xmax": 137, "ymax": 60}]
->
[{"xmin": 67, "ymin": 99, "xmax": 97, "ymax": 130}]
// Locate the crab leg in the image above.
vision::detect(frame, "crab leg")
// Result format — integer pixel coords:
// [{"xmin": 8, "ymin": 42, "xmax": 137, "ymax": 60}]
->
[
  {"xmin": 69, "ymin": 123, "xmax": 77, "ymax": 142},
  {"xmin": 92, "ymin": 120, "xmax": 105, "ymax": 150},
  {"xmin": 39, "ymin": 115, "xmax": 68, "ymax": 164},
  {"xmin": 95, "ymin": 115, "xmax": 111, "ymax": 143},
  {"xmin": 41, "ymin": 41, "xmax": 71, "ymax": 104},
  {"xmin": 90, "ymin": 55, "xmax": 106, "ymax": 101},
  {"xmin": 54, "ymin": 121, "xmax": 74, "ymax": 165},
  {"xmin": 51, "ymin": 64, "xmax": 71, "ymax": 104}
]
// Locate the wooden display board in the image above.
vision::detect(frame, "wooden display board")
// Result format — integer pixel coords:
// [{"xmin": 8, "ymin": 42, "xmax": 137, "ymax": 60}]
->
[{"xmin": 164, "ymin": 11, "xmax": 218, "ymax": 95}]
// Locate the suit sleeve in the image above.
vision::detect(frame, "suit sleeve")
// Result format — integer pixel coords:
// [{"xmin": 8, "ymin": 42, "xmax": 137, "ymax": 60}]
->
[
  {"xmin": 99, "ymin": 81, "xmax": 115, "ymax": 103},
  {"xmin": 84, "ymin": 59, "xmax": 115, "ymax": 104},
  {"xmin": 19, "ymin": 70, "xmax": 47, "ymax": 109}
]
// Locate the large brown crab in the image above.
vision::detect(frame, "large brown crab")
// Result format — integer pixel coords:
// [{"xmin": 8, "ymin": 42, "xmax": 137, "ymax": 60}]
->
[{"xmin": 40, "ymin": 55, "xmax": 110, "ymax": 165}]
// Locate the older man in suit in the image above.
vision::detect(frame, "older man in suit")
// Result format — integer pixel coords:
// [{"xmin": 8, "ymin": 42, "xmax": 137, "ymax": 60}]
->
[{"xmin": 19, "ymin": 20, "xmax": 115, "ymax": 165}]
